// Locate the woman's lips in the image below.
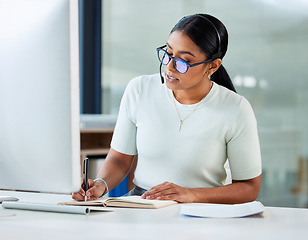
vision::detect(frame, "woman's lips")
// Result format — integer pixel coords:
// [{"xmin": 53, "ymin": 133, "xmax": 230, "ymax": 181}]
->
[{"xmin": 165, "ymin": 74, "xmax": 179, "ymax": 83}]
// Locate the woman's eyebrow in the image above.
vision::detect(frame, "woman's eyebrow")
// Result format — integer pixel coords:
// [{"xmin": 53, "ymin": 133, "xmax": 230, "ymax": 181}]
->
[{"xmin": 166, "ymin": 42, "xmax": 196, "ymax": 57}]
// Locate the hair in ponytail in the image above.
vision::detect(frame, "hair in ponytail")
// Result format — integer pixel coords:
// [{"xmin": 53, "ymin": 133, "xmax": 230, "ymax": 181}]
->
[
  {"xmin": 171, "ymin": 14, "xmax": 236, "ymax": 92},
  {"xmin": 212, "ymin": 65, "xmax": 236, "ymax": 92}
]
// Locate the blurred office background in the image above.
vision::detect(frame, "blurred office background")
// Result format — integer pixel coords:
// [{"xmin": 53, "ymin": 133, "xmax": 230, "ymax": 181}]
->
[{"xmin": 81, "ymin": 0, "xmax": 308, "ymax": 207}]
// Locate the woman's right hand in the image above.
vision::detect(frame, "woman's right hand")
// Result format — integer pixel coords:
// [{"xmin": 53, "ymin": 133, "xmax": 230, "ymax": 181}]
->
[{"xmin": 72, "ymin": 177, "xmax": 106, "ymax": 201}]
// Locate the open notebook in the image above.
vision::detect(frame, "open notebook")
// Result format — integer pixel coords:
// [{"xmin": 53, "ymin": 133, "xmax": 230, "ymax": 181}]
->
[{"xmin": 59, "ymin": 196, "xmax": 177, "ymax": 209}]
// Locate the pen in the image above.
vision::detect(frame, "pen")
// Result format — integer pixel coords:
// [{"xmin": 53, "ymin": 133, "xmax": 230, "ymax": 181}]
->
[{"xmin": 83, "ymin": 158, "xmax": 89, "ymax": 201}]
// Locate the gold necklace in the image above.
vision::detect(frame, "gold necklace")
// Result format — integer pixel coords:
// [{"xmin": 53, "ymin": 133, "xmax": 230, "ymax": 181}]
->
[
  {"xmin": 172, "ymin": 96, "xmax": 201, "ymax": 131},
  {"xmin": 172, "ymin": 82, "xmax": 213, "ymax": 132}
]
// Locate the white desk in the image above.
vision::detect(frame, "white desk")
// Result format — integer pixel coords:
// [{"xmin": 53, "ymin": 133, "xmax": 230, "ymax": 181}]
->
[{"xmin": 1, "ymin": 190, "xmax": 307, "ymax": 240}]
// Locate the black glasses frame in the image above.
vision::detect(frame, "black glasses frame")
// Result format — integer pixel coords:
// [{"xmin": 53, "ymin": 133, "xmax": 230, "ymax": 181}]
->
[{"xmin": 156, "ymin": 45, "xmax": 214, "ymax": 74}]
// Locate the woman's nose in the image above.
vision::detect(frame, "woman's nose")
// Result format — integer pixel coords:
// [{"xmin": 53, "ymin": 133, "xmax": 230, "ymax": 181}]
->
[{"xmin": 166, "ymin": 58, "xmax": 176, "ymax": 72}]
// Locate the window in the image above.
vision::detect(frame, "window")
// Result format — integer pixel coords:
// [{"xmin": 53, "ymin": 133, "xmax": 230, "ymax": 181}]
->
[{"xmin": 101, "ymin": 0, "xmax": 308, "ymax": 207}]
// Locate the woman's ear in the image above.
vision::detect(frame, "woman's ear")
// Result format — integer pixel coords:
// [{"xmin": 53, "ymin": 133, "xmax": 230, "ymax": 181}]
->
[{"xmin": 208, "ymin": 58, "xmax": 222, "ymax": 75}]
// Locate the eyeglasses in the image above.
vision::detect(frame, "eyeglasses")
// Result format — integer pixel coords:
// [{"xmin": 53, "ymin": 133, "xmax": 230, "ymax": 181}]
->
[{"xmin": 156, "ymin": 45, "xmax": 214, "ymax": 74}]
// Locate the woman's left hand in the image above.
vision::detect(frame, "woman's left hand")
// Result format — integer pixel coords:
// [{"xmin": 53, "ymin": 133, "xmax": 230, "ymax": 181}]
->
[{"xmin": 141, "ymin": 182, "xmax": 197, "ymax": 203}]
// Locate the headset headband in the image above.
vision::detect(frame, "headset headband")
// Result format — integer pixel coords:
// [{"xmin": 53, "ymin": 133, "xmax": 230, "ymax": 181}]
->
[{"xmin": 196, "ymin": 14, "xmax": 222, "ymax": 60}]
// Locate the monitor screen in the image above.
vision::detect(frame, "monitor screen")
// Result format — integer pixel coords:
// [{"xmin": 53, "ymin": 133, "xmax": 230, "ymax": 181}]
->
[{"xmin": 0, "ymin": 0, "xmax": 80, "ymax": 194}]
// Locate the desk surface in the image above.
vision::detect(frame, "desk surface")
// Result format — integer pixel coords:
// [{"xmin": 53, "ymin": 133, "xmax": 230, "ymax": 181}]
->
[{"xmin": 1, "ymin": 190, "xmax": 307, "ymax": 240}]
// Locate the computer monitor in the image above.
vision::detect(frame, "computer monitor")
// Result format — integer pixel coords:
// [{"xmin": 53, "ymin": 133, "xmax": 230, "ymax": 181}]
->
[{"xmin": 0, "ymin": 0, "xmax": 81, "ymax": 194}]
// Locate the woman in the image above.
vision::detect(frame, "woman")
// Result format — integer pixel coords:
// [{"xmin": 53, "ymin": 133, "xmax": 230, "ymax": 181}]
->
[{"xmin": 73, "ymin": 14, "xmax": 262, "ymax": 204}]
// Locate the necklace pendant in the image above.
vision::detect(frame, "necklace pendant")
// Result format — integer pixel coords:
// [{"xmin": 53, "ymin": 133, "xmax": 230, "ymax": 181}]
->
[{"xmin": 178, "ymin": 120, "xmax": 183, "ymax": 131}]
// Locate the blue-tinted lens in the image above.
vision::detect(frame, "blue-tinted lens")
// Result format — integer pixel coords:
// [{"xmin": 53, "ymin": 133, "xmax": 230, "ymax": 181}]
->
[
  {"xmin": 162, "ymin": 52, "xmax": 170, "ymax": 65},
  {"xmin": 157, "ymin": 48, "xmax": 189, "ymax": 74},
  {"xmin": 175, "ymin": 59, "xmax": 188, "ymax": 73},
  {"xmin": 158, "ymin": 49, "xmax": 170, "ymax": 65}
]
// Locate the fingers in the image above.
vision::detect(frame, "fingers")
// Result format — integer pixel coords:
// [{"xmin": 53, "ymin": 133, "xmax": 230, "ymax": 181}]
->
[
  {"xmin": 86, "ymin": 187, "xmax": 99, "ymax": 201},
  {"xmin": 141, "ymin": 182, "xmax": 194, "ymax": 203},
  {"xmin": 72, "ymin": 187, "xmax": 85, "ymax": 201},
  {"xmin": 72, "ymin": 178, "xmax": 96, "ymax": 201},
  {"xmin": 145, "ymin": 182, "xmax": 170, "ymax": 194},
  {"xmin": 86, "ymin": 180, "xmax": 106, "ymax": 201},
  {"xmin": 87, "ymin": 179, "xmax": 95, "ymax": 188},
  {"xmin": 141, "ymin": 182, "xmax": 177, "ymax": 200},
  {"xmin": 72, "ymin": 176, "xmax": 86, "ymax": 201}
]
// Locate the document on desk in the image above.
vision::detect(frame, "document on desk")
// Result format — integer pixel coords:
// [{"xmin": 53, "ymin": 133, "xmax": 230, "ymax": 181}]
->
[
  {"xmin": 1, "ymin": 201, "xmax": 111, "ymax": 215},
  {"xmin": 0, "ymin": 196, "xmax": 19, "ymax": 203},
  {"xmin": 180, "ymin": 201, "xmax": 264, "ymax": 218}
]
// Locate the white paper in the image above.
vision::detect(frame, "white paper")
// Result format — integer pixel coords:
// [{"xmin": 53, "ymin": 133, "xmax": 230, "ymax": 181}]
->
[
  {"xmin": 2, "ymin": 201, "xmax": 90, "ymax": 215},
  {"xmin": 180, "ymin": 201, "xmax": 264, "ymax": 218},
  {"xmin": 0, "ymin": 196, "xmax": 19, "ymax": 203}
]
